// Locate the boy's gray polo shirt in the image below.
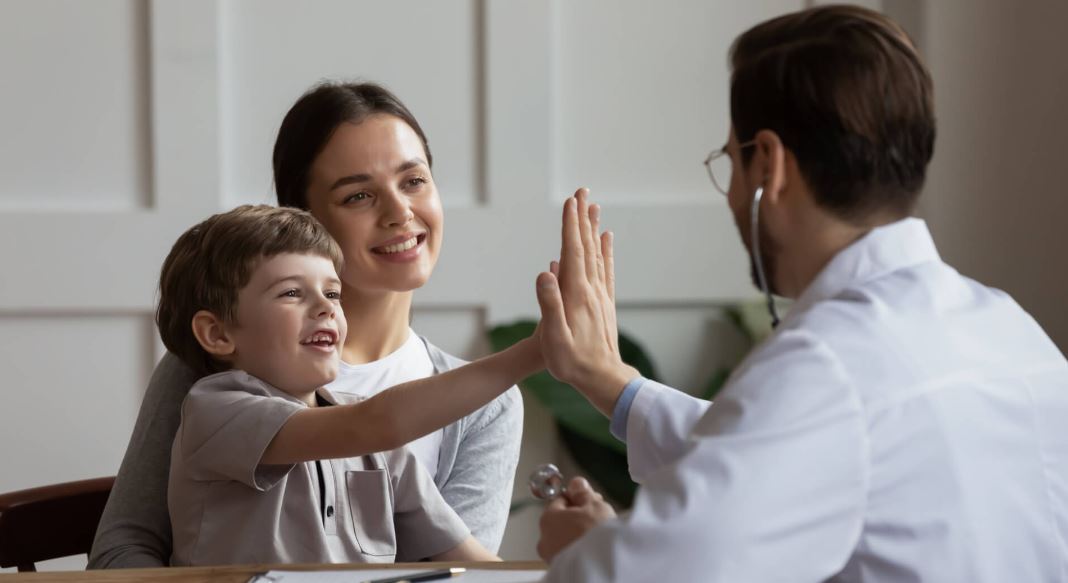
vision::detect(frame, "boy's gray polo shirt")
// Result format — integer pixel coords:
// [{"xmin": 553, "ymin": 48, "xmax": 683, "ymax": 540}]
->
[
  {"xmin": 89, "ymin": 338, "xmax": 522, "ymax": 568},
  {"xmin": 168, "ymin": 370, "xmax": 470, "ymax": 566}
]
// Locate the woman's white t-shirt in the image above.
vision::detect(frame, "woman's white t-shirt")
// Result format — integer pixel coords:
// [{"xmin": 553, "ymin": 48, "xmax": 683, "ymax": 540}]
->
[{"xmin": 326, "ymin": 328, "xmax": 443, "ymax": 478}]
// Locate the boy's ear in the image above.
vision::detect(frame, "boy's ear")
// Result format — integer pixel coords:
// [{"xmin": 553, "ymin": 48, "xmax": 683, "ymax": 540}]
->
[{"xmin": 191, "ymin": 310, "xmax": 236, "ymax": 359}]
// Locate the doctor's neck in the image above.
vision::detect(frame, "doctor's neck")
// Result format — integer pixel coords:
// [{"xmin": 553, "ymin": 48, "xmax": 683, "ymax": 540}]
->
[{"xmin": 768, "ymin": 196, "xmax": 903, "ymax": 299}]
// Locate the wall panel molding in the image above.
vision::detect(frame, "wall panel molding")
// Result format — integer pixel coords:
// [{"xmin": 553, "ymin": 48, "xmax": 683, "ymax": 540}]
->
[{"xmin": 0, "ymin": 0, "xmax": 152, "ymax": 211}]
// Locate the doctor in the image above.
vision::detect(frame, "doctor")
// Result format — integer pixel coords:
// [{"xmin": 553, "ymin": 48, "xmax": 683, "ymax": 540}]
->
[{"xmin": 533, "ymin": 5, "xmax": 1068, "ymax": 582}]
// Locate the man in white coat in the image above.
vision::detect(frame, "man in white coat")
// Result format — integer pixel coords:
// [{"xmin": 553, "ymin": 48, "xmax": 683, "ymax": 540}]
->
[{"xmin": 533, "ymin": 5, "xmax": 1068, "ymax": 582}]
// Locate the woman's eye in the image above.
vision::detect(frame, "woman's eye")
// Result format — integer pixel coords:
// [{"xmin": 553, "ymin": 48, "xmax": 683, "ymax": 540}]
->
[
  {"xmin": 342, "ymin": 192, "xmax": 371, "ymax": 205},
  {"xmin": 404, "ymin": 176, "xmax": 428, "ymax": 190}
]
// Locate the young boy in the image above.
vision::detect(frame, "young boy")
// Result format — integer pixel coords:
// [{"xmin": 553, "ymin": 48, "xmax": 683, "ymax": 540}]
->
[{"xmin": 157, "ymin": 205, "xmax": 541, "ymax": 565}]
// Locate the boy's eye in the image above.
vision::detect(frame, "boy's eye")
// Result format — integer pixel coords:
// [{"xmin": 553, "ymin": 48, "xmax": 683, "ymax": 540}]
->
[
  {"xmin": 325, "ymin": 290, "xmax": 342, "ymax": 300},
  {"xmin": 280, "ymin": 289, "xmax": 300, "ymax": 298}
]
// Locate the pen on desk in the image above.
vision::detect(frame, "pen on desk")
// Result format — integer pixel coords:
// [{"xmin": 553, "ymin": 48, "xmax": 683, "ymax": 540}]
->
[{"xmin": 362, "ymin": 567, "xmax": 466, "ymax": 583}]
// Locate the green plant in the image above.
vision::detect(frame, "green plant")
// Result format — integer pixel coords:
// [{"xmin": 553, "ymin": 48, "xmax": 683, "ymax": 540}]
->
[{"xmin": 489, "ymin": 301, "xmax": 772, "ymax": 508}]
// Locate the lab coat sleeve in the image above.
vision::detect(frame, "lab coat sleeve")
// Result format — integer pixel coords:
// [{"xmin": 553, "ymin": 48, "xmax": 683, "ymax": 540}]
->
[
  {"xmin": 547, "ymin": 329, "xmax": 868, "ymax": 582},
  {"xmin": 624, "ymin": 379, "xmax": 712, "ymax": 483}
]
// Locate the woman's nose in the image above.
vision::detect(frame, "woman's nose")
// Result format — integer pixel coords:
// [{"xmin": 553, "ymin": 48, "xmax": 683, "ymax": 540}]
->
[{"xmin": 379, "ymin": 189, "xmax": 415, "ymax": 228}]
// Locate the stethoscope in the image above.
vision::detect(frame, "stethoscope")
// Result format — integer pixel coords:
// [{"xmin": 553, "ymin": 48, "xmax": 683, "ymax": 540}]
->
[
  {"xmin": 751, "ymin": 186, "xmax": 780, "ymax": 328},
  {"xmin": 529, "ymin": 463, "xmax": 568, "ymax": 501}
]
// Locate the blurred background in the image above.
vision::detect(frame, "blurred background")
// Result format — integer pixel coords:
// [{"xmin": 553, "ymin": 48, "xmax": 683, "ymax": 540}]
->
[{"xmin": 1, "ymin": 0, "xmax": 1066, "ymax": 570}]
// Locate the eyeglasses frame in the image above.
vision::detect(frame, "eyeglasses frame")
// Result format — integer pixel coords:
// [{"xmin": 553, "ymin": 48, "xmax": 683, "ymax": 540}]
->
[{"xmin": 702, "ymin": 139, "xmax": 757, "ymax": 195}]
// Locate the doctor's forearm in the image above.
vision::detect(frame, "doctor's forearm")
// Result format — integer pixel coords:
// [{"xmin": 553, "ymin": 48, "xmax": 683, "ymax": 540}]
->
[{"xmin": 572, "ymin": 363, "xmax": 641, "ymax": 418}]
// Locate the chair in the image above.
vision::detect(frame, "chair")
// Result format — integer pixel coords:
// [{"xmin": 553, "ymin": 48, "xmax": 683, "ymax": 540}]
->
[{"xmin": 0, "ymin": 476, "xmax": 114, "ymax": 572}]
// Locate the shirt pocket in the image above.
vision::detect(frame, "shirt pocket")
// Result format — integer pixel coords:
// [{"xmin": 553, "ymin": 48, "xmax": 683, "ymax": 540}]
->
[{"xmin": 345, "ymin": 469, "xmax": 397, "ymax": 557}]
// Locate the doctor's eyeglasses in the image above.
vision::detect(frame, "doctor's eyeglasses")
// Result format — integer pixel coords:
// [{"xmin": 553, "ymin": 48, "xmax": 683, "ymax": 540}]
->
[{"xmin": 702, "ymin": 139, "xmax": 756, "ymax": 196}]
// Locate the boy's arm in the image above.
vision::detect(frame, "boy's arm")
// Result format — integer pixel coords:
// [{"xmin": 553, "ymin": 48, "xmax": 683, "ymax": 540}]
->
[
  {"xmin": 261, "ymin": 336, "xmax": 541, "ymax": 465},
  {"xmin": 89, "ymin": 353, "xmax": 199, "ymax": 569}
]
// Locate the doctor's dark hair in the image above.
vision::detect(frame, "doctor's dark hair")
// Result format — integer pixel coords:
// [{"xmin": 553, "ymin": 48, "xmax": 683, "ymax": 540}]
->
[
  {"xmin": 156, "ymin": 205, "xmax": 343, "ymax": 377},
  {"xmin": 273, "ymin": 81, "xmax": 432, "ymax": 210},
  {"xmin": 730, "ymin": 5, "xmax": 935, "ymax": 222}
]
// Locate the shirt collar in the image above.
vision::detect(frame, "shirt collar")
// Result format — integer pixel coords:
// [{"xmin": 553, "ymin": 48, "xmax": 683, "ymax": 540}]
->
[
  {"xmin": 223, "ymin": 369, "xmax": 341, "ymax": 407},
  {"xmin": 788, "ymin": 217, "xmax": 941, "ymax": 317}
]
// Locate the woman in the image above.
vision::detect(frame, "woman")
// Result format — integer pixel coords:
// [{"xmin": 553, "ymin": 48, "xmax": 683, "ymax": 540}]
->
[{"xmin": 89, "ymin": 82, "xmax": 523, "ymax": 568}]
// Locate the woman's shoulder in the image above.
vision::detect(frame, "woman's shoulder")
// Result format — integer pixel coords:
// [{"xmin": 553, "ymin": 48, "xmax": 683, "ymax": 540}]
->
[
  {"xmin": 145, "ymin": 352, "xmax": 202, "ymax": 401},
  {"xmin": 418, "ymin": 335, "xmax": 468, "ymax": 371},
  {"xmin": 419, "ymin": 336, "xmax": 523, "ymax": 429}
]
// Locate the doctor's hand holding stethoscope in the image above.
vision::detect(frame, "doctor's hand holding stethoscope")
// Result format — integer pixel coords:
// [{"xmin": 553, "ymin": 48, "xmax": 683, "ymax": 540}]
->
[{"xmin": 531, "ymin": 187, "xmax": 637, "ymax": 561}]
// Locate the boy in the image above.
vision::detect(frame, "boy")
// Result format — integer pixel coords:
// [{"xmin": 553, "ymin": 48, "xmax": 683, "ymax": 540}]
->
[{"xmin": 157, "ymin": 205, "xmax": 541, "ymax": 565}]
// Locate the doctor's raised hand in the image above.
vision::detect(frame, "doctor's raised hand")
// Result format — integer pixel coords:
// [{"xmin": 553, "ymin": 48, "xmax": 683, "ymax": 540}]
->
[
  {"xmin": 535, "ymin": 188, "xmax": 639, "ymax": 416},
  {"xmin": 533, "ymin": 188, "xmax": 636, "ymax": 560}
]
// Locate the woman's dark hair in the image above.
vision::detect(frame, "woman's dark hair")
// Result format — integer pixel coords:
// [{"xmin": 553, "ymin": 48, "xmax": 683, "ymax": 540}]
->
[
  {"xmin": 730, "ymin": 5, "xmax": 935, "ymax": 222},
  {"xmin": 273, "ymin": 81, "xmax": 432, "ymax": 210}
]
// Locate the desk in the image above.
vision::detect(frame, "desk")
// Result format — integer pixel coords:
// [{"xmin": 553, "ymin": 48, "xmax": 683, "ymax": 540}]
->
[{"xmin": 0, "ymin": 561, "xmax": 547, "ymax": 583}]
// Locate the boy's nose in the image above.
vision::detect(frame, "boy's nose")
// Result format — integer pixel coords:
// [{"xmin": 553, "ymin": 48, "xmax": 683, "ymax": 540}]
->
[{"xmin": 312, "ymin": 297, "xmax": 336, "ymax": 319}]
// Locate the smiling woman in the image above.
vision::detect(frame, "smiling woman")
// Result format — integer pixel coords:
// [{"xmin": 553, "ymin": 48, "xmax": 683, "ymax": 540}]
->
[
  {"xmin": 87, "ymin": 82, "xmax": 524, "ymax": 569},
  {"xmin": 300, "ymin": 115, "xmax": 443, "ymax": 297}
]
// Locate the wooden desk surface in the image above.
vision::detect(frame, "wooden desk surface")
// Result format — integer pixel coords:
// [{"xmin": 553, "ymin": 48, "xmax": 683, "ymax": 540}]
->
[{"xmin": 0, "ymin": 561, "xmax": 547, "ymax": 583}]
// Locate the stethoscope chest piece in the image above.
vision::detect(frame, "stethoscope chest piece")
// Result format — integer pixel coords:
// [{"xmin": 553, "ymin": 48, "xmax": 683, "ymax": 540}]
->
[{"xmin": 529, "ymin": 463, "xmax": 567, "ymax": 501}]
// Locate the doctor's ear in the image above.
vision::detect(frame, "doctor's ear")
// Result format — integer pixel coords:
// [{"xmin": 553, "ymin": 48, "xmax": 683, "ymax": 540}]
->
[
  {"xmin": 753, "ymin": 129, "xmax": 788, "ymax": 204},
  {"xmin": 191, "ymin": 310, "xmax": 236, "ymax": 358}
]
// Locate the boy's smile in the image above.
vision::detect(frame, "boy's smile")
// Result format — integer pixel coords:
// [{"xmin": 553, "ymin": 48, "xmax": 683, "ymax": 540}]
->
[
  {"xmin": 225, "ymin": 252, "xmax": 348, "ymax": 404},
  {"xmin": 299, "ymin": 328, "xmax": 339, "ymax": 352}
]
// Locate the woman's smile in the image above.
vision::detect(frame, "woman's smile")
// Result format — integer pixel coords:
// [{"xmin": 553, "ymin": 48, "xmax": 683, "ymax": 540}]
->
[{"xmin": 371, "ymin": 232, "xmax": 428, "ymax": 262}]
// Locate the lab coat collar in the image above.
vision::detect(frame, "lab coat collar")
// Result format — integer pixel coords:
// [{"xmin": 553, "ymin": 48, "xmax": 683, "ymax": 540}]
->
[{"xmin": 788, "ymin": 217, "xmax": 941, "ymax": 319}]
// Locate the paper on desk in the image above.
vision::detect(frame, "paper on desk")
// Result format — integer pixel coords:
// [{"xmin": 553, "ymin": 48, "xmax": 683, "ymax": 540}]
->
[{"xmin": 249, "ymin": 567, "xmax": 546, "ymax": 583}]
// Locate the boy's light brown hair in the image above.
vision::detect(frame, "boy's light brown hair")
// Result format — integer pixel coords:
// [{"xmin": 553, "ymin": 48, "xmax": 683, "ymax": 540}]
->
[{"xmin": 157, "ymin": 204, "xmax": 343, "ymax": 377}]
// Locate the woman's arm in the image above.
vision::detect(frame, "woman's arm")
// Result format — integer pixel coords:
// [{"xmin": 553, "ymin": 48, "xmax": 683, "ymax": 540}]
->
[
  {"xmin": 88, "ymin": 353, "xmax": 200, "ymax": 569},
  {"xmin": 430, "ymin": 535, "xmax": 501, "ymax": 562},
  {"xmin": 438, "ymin": 383, "xmax": 523, "ymax": 553},
  {"xmin": 261, "ymin": 336, "xmax": 541, "ymax": 465}
]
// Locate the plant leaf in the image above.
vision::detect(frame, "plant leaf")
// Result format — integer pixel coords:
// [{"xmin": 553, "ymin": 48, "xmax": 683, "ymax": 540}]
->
[
  {"xmin": 557, "ymin": 422, "xmax": 636, "ymax": 508},
  {"xmin": 701, "ymin": 367, "xmax": 732, "ymax": 400},
  {"xmin": 522, "ymin": 370, "xmax": 626, "ymax": 454},
  {"xmin": 618, "ymin": 331, "xmax": 659, "ymax": 382},
  {"xmin": 487, "ymin": 319, "xmax": 708, "ymax": 509},
  {"xmin": 487, "ymin": 321, "xmax": 624, "ymax": 453}
]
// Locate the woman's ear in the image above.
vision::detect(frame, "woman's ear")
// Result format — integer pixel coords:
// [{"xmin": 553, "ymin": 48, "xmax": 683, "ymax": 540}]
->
[
  {"xmin": 191, "ymin": 310, "xmax": 235, "ymax": 359},
  {"xmin": 753, "ymin": 129, "xmax": 787, "ymax": 204}
]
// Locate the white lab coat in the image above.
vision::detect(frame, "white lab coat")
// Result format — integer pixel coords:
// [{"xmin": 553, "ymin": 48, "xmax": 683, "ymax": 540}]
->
[{"xmin": 546, "ymin": 219, "xmax": 1068, "ymax": 582}]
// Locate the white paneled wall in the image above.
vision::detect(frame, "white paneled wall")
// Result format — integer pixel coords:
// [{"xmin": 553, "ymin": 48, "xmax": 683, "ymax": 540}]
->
[
  {"xmin": 556, "ymin": 0, "xmax": 797, "ymax": 203},
  {"xmin": 0, "ymin": 0, "xmax": 151, "ymax": 211},
  {"xmin": 0, "ymin": 314, "xmax": 155, "ymax": 489},
  {"xmin": 218, "ymin": 0, "xmax": 484, "ymax": 208}
]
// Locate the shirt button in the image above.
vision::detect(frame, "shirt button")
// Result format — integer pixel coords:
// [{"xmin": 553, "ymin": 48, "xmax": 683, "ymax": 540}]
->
[{"xmin": 326, "ymin": 505, "xmax": 335, "ymax": 517}]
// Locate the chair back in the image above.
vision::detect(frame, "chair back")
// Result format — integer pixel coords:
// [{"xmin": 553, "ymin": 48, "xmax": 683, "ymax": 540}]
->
[{"xmin": 0, "ymin": 476, "xmax": 114, "ymax": 572}]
